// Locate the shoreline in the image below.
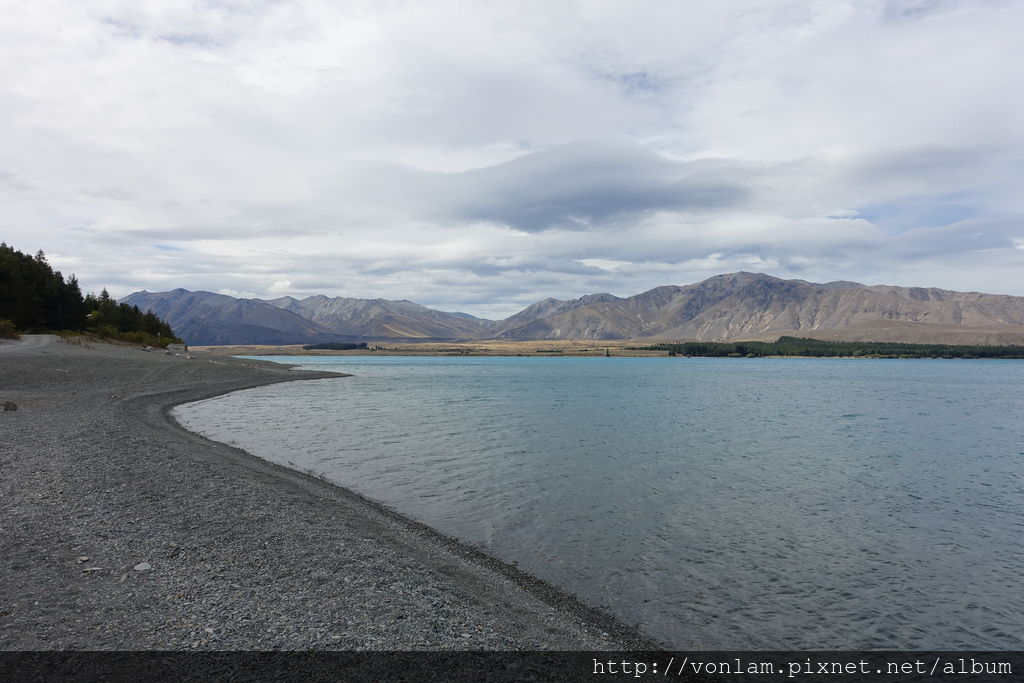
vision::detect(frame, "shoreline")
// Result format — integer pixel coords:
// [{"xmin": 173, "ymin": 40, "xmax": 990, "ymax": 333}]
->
[
  {"xmin": 162, "ymin": 376, "xmax": 657, "ymax": 651},
  {"xmin": 0, "ymin": 335, "xmax": 657, "ymax": 650}
]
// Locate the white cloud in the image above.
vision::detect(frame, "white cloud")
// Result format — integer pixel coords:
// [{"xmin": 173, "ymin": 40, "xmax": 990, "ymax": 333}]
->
[
  {"xmin": 1, "ymin": 0, "xmax": 1022, "ymax": 318},
  {"xmin": 267, "ymin": 279, "xmax": 292, "ymax": 294}
]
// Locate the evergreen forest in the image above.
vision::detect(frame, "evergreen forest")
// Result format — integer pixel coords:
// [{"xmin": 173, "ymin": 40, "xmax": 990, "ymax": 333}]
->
[{"xmin": 0, "ymin": 243, "xmax": 181, "ymax": 346}]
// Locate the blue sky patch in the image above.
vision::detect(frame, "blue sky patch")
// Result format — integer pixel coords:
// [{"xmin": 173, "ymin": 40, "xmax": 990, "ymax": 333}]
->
[{"xmin": 856, "ymin": 192, "xmax": 986, "ymax": 232}]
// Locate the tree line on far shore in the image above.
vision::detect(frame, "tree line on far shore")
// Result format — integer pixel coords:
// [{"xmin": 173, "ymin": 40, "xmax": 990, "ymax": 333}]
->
[
  {"xmin": 302, "ymin": 342, "xmax": 368, "ymax": 350},
  {"xmin": 0, "ymin": 243, "xmax": 181, "ymax": 347},
  {"xmin": 635, "ymin": 336, "xmax": 1024, "ymax": 359}
]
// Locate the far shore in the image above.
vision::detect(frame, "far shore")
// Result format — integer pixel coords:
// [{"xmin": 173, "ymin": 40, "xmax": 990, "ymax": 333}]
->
[
  {"xmin": 192, "ymin": 336, "xmax": 1024, "ymax": 359},
  {"xmin": 193, "ymin": 338, "xmax": 668, "ymax": 357}
]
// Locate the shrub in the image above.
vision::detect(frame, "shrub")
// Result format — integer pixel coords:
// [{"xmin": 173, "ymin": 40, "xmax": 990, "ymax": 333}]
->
[
  {"xmin": 119, "ymin": 330, "xmax": 176, "ymax": 348},
  {"xmin": 0, "ymin": 319, "xmax": 19, "ymax": 339},
  {"xmin": 92, "ymin": 324, "xmax": 118, "ymax": 339}
]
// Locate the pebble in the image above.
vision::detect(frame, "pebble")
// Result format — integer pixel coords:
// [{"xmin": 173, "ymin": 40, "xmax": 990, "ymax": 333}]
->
[{"xmin": 1, "ymin": 338, "xmax": 652, "ymax": 652}]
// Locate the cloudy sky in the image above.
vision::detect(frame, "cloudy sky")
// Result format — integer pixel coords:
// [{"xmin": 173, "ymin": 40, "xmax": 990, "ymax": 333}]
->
[{"xmin": 3, "ymin": 0, "xmax": 1022, "ymax": 318}]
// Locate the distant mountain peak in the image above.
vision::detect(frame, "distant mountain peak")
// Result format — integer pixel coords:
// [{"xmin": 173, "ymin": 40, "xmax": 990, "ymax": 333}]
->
[
  {"xmin": 576, "ymin": 292, "xmax": 621, "ymax": 304},
  {"xmin": 817, "ymin": 280, "xmax": 867, "ymax": 290},
  {"xmin": 121, "ymin": 274, "xmax": 1024, "ymax": 346},
  {"xmin": 495, "ymin": 272, "xmax": 1024, "ymax": 343}
]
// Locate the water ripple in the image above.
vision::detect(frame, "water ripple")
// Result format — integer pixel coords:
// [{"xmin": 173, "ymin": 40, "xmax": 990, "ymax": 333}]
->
[{"xmin": 174, "ymin": 356, "xmax": 1024, "ymax": 649}]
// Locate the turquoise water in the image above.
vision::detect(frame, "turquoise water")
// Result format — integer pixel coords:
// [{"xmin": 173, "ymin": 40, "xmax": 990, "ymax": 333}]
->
[{"xmin": 173, "ymin": 356, "xmax": 1024, "ymax": 649}]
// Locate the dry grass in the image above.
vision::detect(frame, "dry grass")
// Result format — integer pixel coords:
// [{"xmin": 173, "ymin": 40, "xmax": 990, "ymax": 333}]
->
[
  {"xmin": 190, "ymin": 323, "xmax": 1024, "ymax": 357},
  {"xmin": 192, "ymin": 338, "xmax": 676, "ymax": 357}
]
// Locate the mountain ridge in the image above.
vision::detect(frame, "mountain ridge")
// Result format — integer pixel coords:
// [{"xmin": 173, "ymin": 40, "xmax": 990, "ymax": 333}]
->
[{"xmin": 122, "ymin": 273, "xmax": 1024, "ymax": 346}]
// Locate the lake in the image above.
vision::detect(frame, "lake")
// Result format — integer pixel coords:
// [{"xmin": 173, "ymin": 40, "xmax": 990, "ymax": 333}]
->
[{"xmin": 172, "ymin": 356, "xmax": 1024, "ymax": 649}]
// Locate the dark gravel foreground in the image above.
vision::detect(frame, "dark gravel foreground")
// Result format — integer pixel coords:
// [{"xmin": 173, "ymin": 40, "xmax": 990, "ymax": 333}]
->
[{"xmin": 0, "ymin": 335, "xmax": 657, "ymax": 651}]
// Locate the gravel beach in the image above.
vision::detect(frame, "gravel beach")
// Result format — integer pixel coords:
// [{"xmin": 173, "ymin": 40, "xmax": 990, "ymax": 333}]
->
[{"xmin": 0, "ymin": 335, "xmax": 656, "ymax": 651}]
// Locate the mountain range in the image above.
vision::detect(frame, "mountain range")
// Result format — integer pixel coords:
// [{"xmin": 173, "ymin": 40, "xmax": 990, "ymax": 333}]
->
[{"xmin": 121, "ymin": 272, "xmax": 1024, "ymax": 346}]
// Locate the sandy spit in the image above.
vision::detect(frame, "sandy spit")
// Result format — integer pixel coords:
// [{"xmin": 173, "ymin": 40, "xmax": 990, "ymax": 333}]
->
[{"xmin": 0, "ymin": 336, "xmax": 657, "ymax": 651}]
